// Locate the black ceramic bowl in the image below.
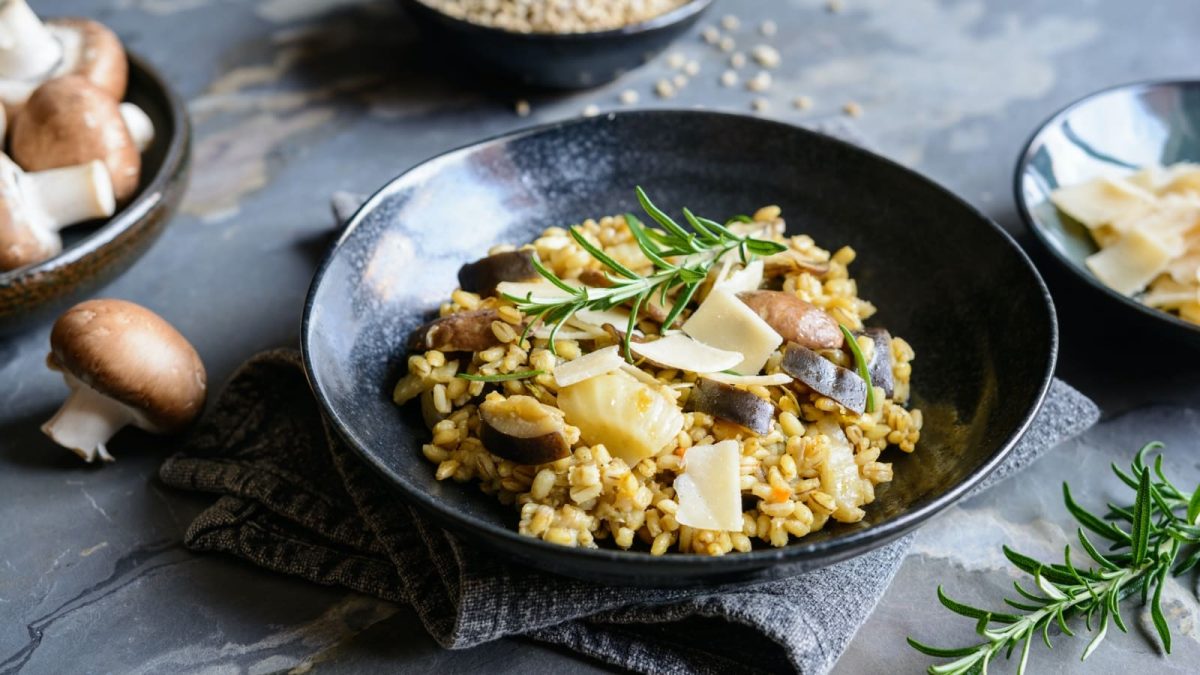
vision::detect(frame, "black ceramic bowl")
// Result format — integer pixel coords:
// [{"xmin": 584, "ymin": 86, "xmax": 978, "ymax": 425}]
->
[
  {"xmin": 1016, "ymin": 79, "xmax": 1200, "ymax": 347},
  {"xmin": 0, "ymin": 53, "xmax": 191, "ymax": 335},
  {"xmin": 398, "ymin": 0, "xmax": 713, "ymax": 89},
  {"xmin": 303, "ymin": 110, "xmax": 1057, "ymax": 586}
]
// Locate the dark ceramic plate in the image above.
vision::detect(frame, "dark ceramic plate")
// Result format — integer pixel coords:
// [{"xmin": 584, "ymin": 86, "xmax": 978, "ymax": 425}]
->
[
  {"xmin": 398, "ymin": 0, "xmax": 713, "ymax": 89},
  {"xmin": 0, "ymin": 52, "xmax": 191, "ymax": 335},
  {"xmin": 1016, "ymin": 79, "xmax": 1200, "ymax": 347},
  {"xmin": 303, "ymin": 110, "xmax": 1057, "ymax": 586}
]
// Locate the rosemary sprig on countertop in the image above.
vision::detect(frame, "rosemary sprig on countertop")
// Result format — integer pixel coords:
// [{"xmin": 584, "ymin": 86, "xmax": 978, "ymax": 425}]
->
[
  {"xmin": 909, "ymin": 442, "xmax": 1200, "ymax": 674},
  {"xmin": 504, "ymin": 187, "xmax": 786, "ymax": 360}
]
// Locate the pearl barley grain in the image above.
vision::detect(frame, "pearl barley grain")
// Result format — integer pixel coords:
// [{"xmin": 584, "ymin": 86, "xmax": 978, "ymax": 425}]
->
[
  {"xmin": 701, "ymin": 26, "xmax": 720, "ymax": 44},
  {"xmin": 747, "ymin": 71, "xmax": 772, "ymax": 92},
  {"xmin": 720, "ymin": 14, "xmax": 740, "ymax": 30},
  {"xmin": 656, "ymin": 79, "xmax": 676, "ymax": 98},
  {"xmin": 752, "ymin": 45, "xmax": 781, "ymax": 69},
  {"xmin": 843, "ymin": 101, "xmax": 863, "ymax": 117},
  {"xmin": 752, "ymin": 98, "xmax": 770, "ymax": 113},
  {"xmin": 720, "ymin": 70, "xmax": 738, "ymax": 87},
  {"xmin": 515, "ymin": 99, "xmax": 531, "ymax": 117},
  {"xmin": 730, "ymin": 52, "xmax": 747, "ymax": 69},
  {"xmin": 619, "ymin": 89, "xmax": 639, "ymax": 105},
  {"xmin": 718, "ymin": 36, "xmax": 736, "ymax": 52},
  {"xmin": 761, "ymin": 20, "xmax": 777, "ymax": 36},
  {"xmin": 684, "ymin": 60, "xmax": 700, "ymax": 76},
  {"xmin": 582, "ymin": 104, "xmax": 600, "ymax": 117},
  {"xmin": 793, "ymin": 95, "xmax": 813, "ymax": 110}
]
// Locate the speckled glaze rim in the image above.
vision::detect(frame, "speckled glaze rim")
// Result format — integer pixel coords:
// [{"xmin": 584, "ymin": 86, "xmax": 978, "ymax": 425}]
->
[
  {"xmin": 1014, "ymin": 78, "xmax": 1200, "ymax": 343},
  {"xmin": 0, "ymin": 52, "xmax": 192, "ymax": 287},
  {"xmin": 303, "ymin": 109, "xmax": 1058, "ymax": 574},
  {"xmin": 398, "ymin": 0, "xmax": 715, "ymax": 41}
]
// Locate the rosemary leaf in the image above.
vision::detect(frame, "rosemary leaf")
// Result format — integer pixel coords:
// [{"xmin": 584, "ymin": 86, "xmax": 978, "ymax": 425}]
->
[{"xmin": 839, "ymin": 325, "xmax": 876, "ymax": 413}]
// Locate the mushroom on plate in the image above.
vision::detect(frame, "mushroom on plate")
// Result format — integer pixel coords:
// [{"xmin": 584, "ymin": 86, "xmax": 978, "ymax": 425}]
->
[
  {"xmin": 0, "ymin": 154, "xmax": 115, "ymax": 271},
  {"xmin": 41, "ymin": 299, "xmax": 207, "ymax": 463},
  {"xmin": 0, "ymin": 0, "xmax": 128, "ymax": 110},
  {"xmin": 11, "ymin": 76, "xmax": 153, "ymax": 203}
]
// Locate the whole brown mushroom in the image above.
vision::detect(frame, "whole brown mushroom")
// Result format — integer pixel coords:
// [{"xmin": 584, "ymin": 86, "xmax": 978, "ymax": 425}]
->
[
  {"xmin": 0, "ymin": 0, "xmax": 128, "ymax": 111},
  {"xmin": 41, "ymin": 299, "xmax": 207, "ymax": 463},
  {"xmin": 10, "ymin": 76, "xmax": 150, "ymax": 203},
  {"xmin": 0, "ymin": 153, "xmax": 115, "ymax": 271}
]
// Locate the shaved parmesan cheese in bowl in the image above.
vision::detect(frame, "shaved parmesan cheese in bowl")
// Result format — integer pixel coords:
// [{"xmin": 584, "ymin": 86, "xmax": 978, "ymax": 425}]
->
[
  {"xmin": 674, "ymin": 440, "xmax": 742, "ymax": 532},
  {"xmin": 552, "ymin": 345, "xmax": 624, "ymax": 387},
  {"xmin": 681, "ymin": 288, "xmax": 783, "ymax": 375},
  {"xmin": 1049, "ymin": 162, "xmax": 1200, "ymax": 323},
  {"xmin": 628, "ymin": 333, "xmax": 742, "ymax": 373}
]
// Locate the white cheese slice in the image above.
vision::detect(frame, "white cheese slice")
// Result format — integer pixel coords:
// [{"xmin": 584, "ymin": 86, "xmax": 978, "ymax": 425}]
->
[
  {"xmin": 574, "ymin": 307, "xmax": 634, "ymax": 331},
  {"xmin": 1051, "ymin": 177, "xmax": 1156, "ymax": 229},
  {"xmin": 552, "ymin": 345, "xmax": 624, "ymax": 387},
  {"xmin": 1143, "ymin": 277, "xmax": 1200, "ymax": 310},
  {"xmin": 629, "ymin": 334, "xmax": 743, "ymax": 373},
  {"xmin": 496, "ymin": 280, "xmax": 578, "ymax": 302},
  {"xmin": 1161, "ymin": 163, "xmax": 1200, "ymax": 196},
  {"xmin": 674, "ymin": 440, "xmax": 742, "ymax": 532},
  {"xmin": 702, "ymin": 372, "xmax": 794, "ymax": 386},
  {"xmin": 713, "ymin": 259, "xmax": 764, "ymax": 294},
  {"xmin": 1086, "ymin": 227, "xmax": 1177, "ymax": 295},
  {"xmin": 681, "ymin": 288, "xmax": 783, "ymax": 375}
]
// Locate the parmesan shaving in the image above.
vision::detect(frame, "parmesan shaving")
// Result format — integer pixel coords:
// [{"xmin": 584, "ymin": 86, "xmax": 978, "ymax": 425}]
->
[
  {"xmin": 673, "ymin": 440, "xmax": 742, "ymax": 531},
  {"xmin": 702, "ymin": 371, "xmax": 793, "ymax": 386},
  {"xmin": 552, "ymin": 345, "xmax": 624, "ymax": 387},
  {"xmin": 629, "ymin": 334, "xmax": 743, "ymax": 373}
]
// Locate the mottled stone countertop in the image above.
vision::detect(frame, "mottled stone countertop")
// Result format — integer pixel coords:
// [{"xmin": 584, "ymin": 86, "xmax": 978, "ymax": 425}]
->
[{"xmin": 3, "ymin": 0, "xmax": 1200, "ymax": 673}]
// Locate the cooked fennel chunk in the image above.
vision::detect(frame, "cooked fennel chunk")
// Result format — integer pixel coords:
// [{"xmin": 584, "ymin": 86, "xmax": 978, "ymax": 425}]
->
[
  {"xmin": 816, "ymin": 418, "xmax": 869, "ymax": 523},
  {"xmin": 628, "ymin": 333, "xmax": 742, "ymax": 373},
  {"xmin": 681, "ymin": 288, "xmax": 782, "ymax": 375},
  {"xmin": 674, "ymin": 440, "xmax": 742, "ymax": 531},
  {"xmin": 556, "ymin": 371, "xmax": 682, "ymax": 465}
]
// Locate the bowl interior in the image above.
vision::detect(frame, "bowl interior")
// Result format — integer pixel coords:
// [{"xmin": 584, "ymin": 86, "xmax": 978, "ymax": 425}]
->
[
  {"xmin": 304, "ymin": 111, "xmax": 1055, "ymax": 579},
  {"xmin": 1017, "ymin": 80, "xmax": 1200, "ymax": 333}
]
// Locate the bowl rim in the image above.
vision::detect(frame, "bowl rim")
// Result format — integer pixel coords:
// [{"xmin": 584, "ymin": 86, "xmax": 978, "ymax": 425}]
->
[
  {"xmin": 303, "ymin": 108, "xmax": 1058, "ymax": 572},
  {"xmin": 1013, "ymin": 77, "xmax": 1200, "ymax": 339},
  {"xmin": 398, "ymin": 0, "xmax": 715, "ymax": 41},
  {"xmin": 0, "ymin": 51, "xmax": 192, "ymax": 287}
]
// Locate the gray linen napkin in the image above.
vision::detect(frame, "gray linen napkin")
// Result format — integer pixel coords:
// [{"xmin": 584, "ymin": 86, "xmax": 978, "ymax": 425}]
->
[
  {"xmin": 159, "ymin": 350, "xmax": 1096, "ymax": 675},
  {"xmin": 159, "ymin": 119, "xmax": 1100, "ymax": 674}
]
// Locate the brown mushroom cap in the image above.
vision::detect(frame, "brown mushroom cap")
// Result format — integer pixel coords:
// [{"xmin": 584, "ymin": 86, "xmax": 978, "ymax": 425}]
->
[
  {"xmin": 11, "ymin": 76, "xmax": 140, "ymax": 202},
  {"xmin": 47, "ymin": 18, "xmax": 128, "ymax": 101},
  {"xmin": 48, "ymin": 299, "xmax": 206, "ymax": 432}
]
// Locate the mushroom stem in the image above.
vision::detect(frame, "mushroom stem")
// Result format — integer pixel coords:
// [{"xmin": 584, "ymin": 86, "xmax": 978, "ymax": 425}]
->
[
  {"xmin": 0, "ymin": 0, "xmax": 61, "ymax": 81},
  {"xmin": 41, "ymin": 377, "xmax": 136, "ymax": 463},
  {"xmin": 119, "ymin": 103, "xmax": 154, "ymax": 153},
  {"xmin": 20, "ymin": 160, "xmax": 115, "ymax": 230}
]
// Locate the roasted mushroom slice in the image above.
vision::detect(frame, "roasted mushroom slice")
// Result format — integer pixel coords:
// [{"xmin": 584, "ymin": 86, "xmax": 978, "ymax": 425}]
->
[
  {"xmin": 408, "ymin": 309, "xmax": 506, "ymax": 353},
  {"xmin": 578, "ymin": 268, "xmax": 613, "ymax": 288},
  {"xmin": 479, "ymin": 394, "xmax": 570, "ymax": 464},
  {"xmin": 861, "ymin": 327, "xmax": 895, "ymax": 398},
  {"xmin": 687, "ymin": 378, "xmax": 775, "ymax": 435},
  {"xmin": 737, "ymin": 290, "xmax": 843, "ymax": 350},
  {"xmin": 761, "ymin": 249, "xmax": 830, "ymax": 279},
  {"xmin": 780, "ymin": 342, "xmax": 868, "ymax": 414},
  {"xmin": 458, "ymin": 250, "xmax": 538, "ymax": 297}
]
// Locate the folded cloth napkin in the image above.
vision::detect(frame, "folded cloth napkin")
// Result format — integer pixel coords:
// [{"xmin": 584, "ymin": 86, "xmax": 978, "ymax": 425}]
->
[
  {"xmin": 160, "ymin": 119, "xmax": 1100, "ymax": 673},
  {"xmin": 159, "ymin": 352, "xmax": 1095, "ymax": 674}
]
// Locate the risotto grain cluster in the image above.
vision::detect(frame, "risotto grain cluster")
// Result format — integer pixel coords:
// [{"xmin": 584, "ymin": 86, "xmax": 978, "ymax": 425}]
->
[{"xmin": 394, "ymin": 200, "xmax": 920, "ymax": 556}]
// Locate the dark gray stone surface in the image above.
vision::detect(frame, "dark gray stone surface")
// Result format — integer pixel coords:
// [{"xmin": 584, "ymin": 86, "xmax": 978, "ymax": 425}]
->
[{"xmin": 2, "ymin": 0, "xmax": 1199, "ymax": 672}]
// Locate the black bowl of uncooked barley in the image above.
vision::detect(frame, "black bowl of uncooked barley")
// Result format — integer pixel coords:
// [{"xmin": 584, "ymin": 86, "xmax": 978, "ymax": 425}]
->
[{"xmin": 398, "ymin": 0, "xmax": 714, "ymax": 89}]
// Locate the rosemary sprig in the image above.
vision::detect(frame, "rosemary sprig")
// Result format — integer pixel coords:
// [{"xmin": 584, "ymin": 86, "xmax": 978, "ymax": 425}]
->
[
  {"xmin": 504, "ymin": 187, "xmax": 786, "ymax": 360},
  {"xmin": 456, "ymin": 370, "xmax": 545, "ymax": 382},
  {"xmin": 909, "ymin": 442, "xmax": 1197, "ymax": 674},
  {"xmin": 840, "ymin": 325, "xmax": 876, "ymax": 413}
]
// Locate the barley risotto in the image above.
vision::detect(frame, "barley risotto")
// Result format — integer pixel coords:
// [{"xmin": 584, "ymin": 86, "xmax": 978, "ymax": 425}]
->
[{"xmin": 393, "ymin": 188, "xmax": 921, "ymax": 556}]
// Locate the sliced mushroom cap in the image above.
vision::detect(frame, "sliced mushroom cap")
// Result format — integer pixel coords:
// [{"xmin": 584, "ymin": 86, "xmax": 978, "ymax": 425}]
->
[
  {"xmin": 578, "ymin": 268, "xmax": 612, "ymax": 288},
  {"xmin": 762, "ymin": 249, "xmax": 830, "ymax": 279},
  {"xmin": 737, "ymin": 290, "xmax": 843, "ymax": 350},
  {"xmin": 11, "ymin": 76, "xmax": 141, "ymax": 202},
  {"xmin": 458, "ymin": 250, "xmax": 538, "ymax": 297},
  {"xmin": 862, "ymin": 327, "xmax": 895, "ymax": 398},
  {"xmin": 779, "ymin": 342, "xmax": 867, "ymax": 414},
  {"xmin": 687, "ymin": 378, "xmax": 775, "ymax": 435},
  {"xmin": 479, "ymin": 395, "xmax": 570, "ymax": 465},
  {"xmin": 408, "ymin": 309, "xmax": 506, "ymax": 353}
]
